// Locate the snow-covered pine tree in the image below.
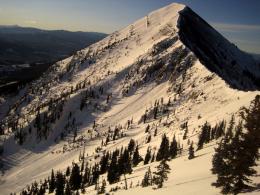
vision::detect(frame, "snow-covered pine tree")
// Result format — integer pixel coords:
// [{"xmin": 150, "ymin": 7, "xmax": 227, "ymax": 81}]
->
[
  {"xmin": 153, "ymin": 159, "xmax": 171, "ymax": 188},
  {"xmin": 212, "ymin": 96, "xmax": 260, "ymax": 194},
  {"xmin": 141, "ymin": 167, "xmax": 153, "ymax": 187}
]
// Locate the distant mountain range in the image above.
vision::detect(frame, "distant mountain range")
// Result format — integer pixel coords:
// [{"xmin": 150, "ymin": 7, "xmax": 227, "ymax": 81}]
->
[
  {"xmin": 0, "ymin": 25, "xmax": 107, "ymax": 91},
  {"xmin": 0, "ymin": 25, "xmax": 107, "ymax": 65}
]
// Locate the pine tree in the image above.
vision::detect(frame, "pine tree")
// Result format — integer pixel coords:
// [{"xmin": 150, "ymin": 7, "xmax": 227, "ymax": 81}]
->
[
  {"xmin": 64, "ymin": 182, "xmax": 71, "ymax": 195},
  {"xmin": 211, "ymin": 134, "xmax": 232, "ymax": 193},
  {"xmin": 188, "ymin": 142, "xmax": 195, "ymax": 160},
  {"xmin": 128, "ymin": 139, "xmax": 135, "ymax": 153},
  {"xmin": 118, "ymin": 148, "xmax": 132, "ymax": 175},
  {"xmin": 153, "ymin": 106, "xmax": 158, "ymax": 119},
  {"xmin": 226, "ymin": 114, "xmax": 235, "ymax": 139},
  {"xmin": 69, "ymin": 163, "xmax": 82, "ymax": 190},
  {"xmin": 80, "ymin": 159, "xmax": 85, "ymax": 172},
  {"xmin": 144, "ymin": 147, "xmax": 152, "ymax": 165},
  {"xmin": 91, "ymin": 163, "xmax": 100, "ymax": 185},
  {"xmin": 82, "ymin": 163, "xmax": 90, "ymax": 186},
  {"xmin": 215, "ymin": 120, "xmax": 226, "ymax": 139},
  {"xmin": 153, "ymin": 160, "xmax": 171, "ymax": 188},
  {"xmin": 100, "ymin": 152, "xmax": 109, "ymax": 174},
  {"xmin": 49, "ymin": 169, "xmax": 56, "ymax": 193},
  {"xmin": 55, "ymin": 171, "xmax": 65, "ymax": 195},
  {"xmin": 197, "ymin": 121, "xmax": 211, "ymax": 150},
  {"xmin": 145, "ymin": 125, "xmax": 150, "ymax": 133},
  {"xmin": 212, "ymin": 97, "xmax": 260, "ymax": 195},
  {"xmin": 240, "ymin": 95, "xmax": 260, "ymax": 163},
  {"xmin": 107, "ymin": 151, "xmax": 120, "ymax": 184},
  {"xmin": 146, "ymin": 134, "xmax": 151, "ymax": 143},
  {"xmin": 66, "ymin": 167, "xmax": 70, "ymax": 177},
  {"xmin": 154, "ymin": 127, "xmax": 157, "ymax": 136},
  {"xmin": 132, "ymin": 145, "xmax": 142, "ymax": 167},
  {"xmin": 169, "ymin": 135, "xmax": 178, "ymax": 159},
  {"xmin": 141, "ymin": 167, "xmax": 153, "ymax": 187},
  {"xmin": 156, "ymin": 134, "xmax": 169, "ymax": 161},
  {"xmin": 183, "ymin": 126, "xmax": 188, "ymax": 140}
]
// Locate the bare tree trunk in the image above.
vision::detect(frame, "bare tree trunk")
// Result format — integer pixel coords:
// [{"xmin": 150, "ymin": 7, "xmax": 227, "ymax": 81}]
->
[{"xmin": 124, "ymin": 174, "xmax": 128, "ymax": 190}]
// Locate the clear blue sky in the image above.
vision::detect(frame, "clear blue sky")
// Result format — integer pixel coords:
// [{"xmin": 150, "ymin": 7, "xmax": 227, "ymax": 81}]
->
[{"xmin": 0, "ymin": 0, "xmax": 260, "ymax": 54}]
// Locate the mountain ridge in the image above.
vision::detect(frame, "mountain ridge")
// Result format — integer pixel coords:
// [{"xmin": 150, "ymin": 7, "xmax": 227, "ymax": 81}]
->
[{"xmin": 0, "ymin": 3, "xmax": 259, "ymax": 195}]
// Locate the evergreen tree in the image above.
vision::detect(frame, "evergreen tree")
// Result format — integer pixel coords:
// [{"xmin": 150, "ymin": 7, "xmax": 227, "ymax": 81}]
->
[
  {"xmin": 91, "ymin": 163, "xmax": 100, "ymax": 185},
  {"xmin": 81, "ymin": 159, "xmax": 85, "ymax": 172},
  {"xmin": 144, "ymin": 147, "xmax": 152, "ymax": 165},
  {"xmin": 183, "ymin": 126, "xmax": 188, "ymax": 140},
  {"xmin": 100, "ymin": 152, "xmax": 109, "ymax": 174},
  {"xmin": 197, "ymin": 121, "xmax": 211, "ymax": 150},
  {"xmin": 240, "ymin": 95, "xmax": 260, "ymax": 163},
  {"xmin": 66, "ymin": 167, "xmax": 70, "ymax": 177},
  {"xmin": 49, "ymin": 169, "xmax": 56, "ymax": 193},
  {"xmin": 145, "ymin": 125, "xmax": 150, "ymax": 133},
  {"xmin": 188, "ymin": 142, "xmax": 195, "ymax": 160},
  {"xmin": 151, "ymin": 152, "xmax": 155, "ymax": 162},
  {"xmin": 226, "ymin": 114, "xmax": 235, "ymax": 139},
  {"xmin": 118, "ymin": 148, "xmax": 132, "ymax": 175},
  {"xmin": 69, "ymin": 163, "xmax": 82, "ymax": 190},
  {"xmin": 211, "ymin": 134, "xmax": 231, "ymax": 192},
  {"xmin": 82, "ymin": 163, "xmax": 90, "ymax": 186},
  {"xmin": 128, "ymin": 139, "xmax": 136, "ymax": 153},
  {"xmin": 212, "ymin": 97, "xmax": 260, "ymax": 195},
  {"xmin": 64, "ymin": 182, "xmax": 71, "ymax": 195},
  {"xmin": 169, "ymin": 135, "xmax": 178, "ymax": 159},
  {"xmin": 153, "ymin": 160, "xmax": 171, "ymax": 188},
  {"xmin": 215, "ymin": 120, "xmax": 226, "ymax": 139},
  {"xmin": 107, "ymin": 151, "xmax": 120, "ymax": 184},
  {"xmin": 156, "ymin": 134, "xmax": 169, "ymax": 161},
  {"xmin": 141, "ymin": 167, "xmax": 153, "ymax": 187},
  {"xmin": 153, "ymin": 106, "xmax": 158, "ymax": 119},
  {"xmin": 55, "ymin": 171, "xmax": 65, "ymax": 195},
  {"xmin": 146, "ymin": 134, "xmax": 151, "ymax": 143},
  {"xmin": 154, "ymin": 128, "xmax": 157, "ymax": 136},
  {"xmin": 132, "ymin": 145, "xmax": 142, "ymax": 167}
]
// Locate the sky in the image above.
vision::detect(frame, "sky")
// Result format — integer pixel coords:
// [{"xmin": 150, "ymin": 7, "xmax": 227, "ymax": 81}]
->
[{"xmin": 0, "ymin": 0, "xmax": 260, "ymax": 54}]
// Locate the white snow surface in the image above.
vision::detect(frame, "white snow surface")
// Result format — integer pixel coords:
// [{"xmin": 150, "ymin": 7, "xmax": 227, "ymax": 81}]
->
[{"xmin": 0, "ymin": 3, "xmax": 259, "ymax": 195}]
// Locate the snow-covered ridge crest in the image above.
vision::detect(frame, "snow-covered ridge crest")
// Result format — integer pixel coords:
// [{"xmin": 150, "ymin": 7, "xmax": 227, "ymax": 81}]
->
[{"xmin": 177, "ymin": 6, "xmax": 260, "ymax": 90}]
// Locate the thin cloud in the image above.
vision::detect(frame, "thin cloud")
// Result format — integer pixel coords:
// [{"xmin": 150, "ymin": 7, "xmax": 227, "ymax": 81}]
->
[
  {"xmin": 24, "ymin": 20, "xmax": 37, "ymax": 25},
  {"xmin": 211, "ymin": 22, "xmax": 260, "ymax": 33}
]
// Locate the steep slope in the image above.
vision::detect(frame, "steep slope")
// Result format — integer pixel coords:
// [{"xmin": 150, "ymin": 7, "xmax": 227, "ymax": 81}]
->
[
  {"xmin": 0, "ymin": 3, "xmax": 259, "ymax": 195},
  {"xmin": 178, "ymin": 7, "xmax": 260, "ymax": 90}
]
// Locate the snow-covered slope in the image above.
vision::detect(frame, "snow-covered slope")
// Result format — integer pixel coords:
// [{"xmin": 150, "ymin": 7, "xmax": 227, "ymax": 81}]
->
[{"xmin": 0, "ymin": 3, "xmax": 259, "ymax": 195}]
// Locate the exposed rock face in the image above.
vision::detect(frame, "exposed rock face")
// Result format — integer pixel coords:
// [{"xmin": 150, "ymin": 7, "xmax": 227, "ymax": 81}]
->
[{"xmin": 178, "ymin": 7, "xmax": 260, "ymax": 90}]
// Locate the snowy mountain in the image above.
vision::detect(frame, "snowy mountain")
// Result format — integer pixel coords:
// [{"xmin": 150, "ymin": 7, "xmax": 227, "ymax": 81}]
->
[{"xmin": 0, "ymin": 3, "xmax": 259, "ymax": 195}]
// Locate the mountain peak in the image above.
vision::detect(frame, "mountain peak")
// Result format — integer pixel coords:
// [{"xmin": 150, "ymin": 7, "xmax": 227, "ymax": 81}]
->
[
  {"xmin": 177, "ymin": 6, "xmax": 260, "ymax": 90},
  {"xmin": 1, "ymin": 3, "xmax": 259, "ymax": 195}
]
